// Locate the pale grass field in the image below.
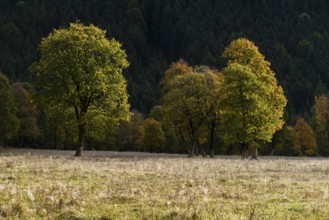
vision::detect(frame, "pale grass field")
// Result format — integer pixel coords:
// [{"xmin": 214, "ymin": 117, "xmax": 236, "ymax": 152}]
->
[{"xmin": 1, "ymin": 149, "xmax": 329, "ymax": 219}]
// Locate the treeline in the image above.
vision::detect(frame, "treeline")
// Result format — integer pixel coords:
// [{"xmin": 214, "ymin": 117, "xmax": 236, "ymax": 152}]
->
[
  {"xmin": 1, "ymin": 30, "xmax": 329, "ymax": 157},
  {"xmin": 2, "ymin": 0, "xmax": 329, "ymax": 156},
  {"xmin": 0, "ymin": 68, "xmax": 328, "ymax": 157},
  {"xmin": 0, "ymin": 72, "xmax": 170, "ymax": 153}
]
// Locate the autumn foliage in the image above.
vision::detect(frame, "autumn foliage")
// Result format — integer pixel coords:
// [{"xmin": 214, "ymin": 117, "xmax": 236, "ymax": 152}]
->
[{"xmin": 289, "ymin": 118, "xmax": 317, "ymax": 156}]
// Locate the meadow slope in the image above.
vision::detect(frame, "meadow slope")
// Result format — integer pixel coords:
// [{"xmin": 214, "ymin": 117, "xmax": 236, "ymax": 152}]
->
[{"xmin": 0, "ymin": 149, "xmax": 329, "ymax": 219}]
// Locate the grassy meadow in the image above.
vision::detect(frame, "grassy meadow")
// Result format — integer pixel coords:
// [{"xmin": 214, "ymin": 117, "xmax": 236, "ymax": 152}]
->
[{"xmin": 0, "ymin": 149, "xmax": 329, "ymax": 219}]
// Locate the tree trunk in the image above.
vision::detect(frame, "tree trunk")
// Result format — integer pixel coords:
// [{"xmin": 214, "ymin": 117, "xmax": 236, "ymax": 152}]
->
[
  {"xmin": 188, "ymin": 147, "xmax": 195, "ymax": 157},
  {"xmin": 192, "ymin": 136, "xmax": 196, "ymax": 157},
  {"xmin": 75, "ymin": 124, "xmax": 85, "ymax": 156},
  {"xmin": 269, "ymin": 141, "xmax": 274, "ymax": 156},
  {"xmin": 178, "ymin": 129, "xmax": 193, "ymax": 157},
  {"xmin": 241, "ymin": 142, "xmax": 248, "ymax": 159},
  {"xmin": 251, "ymin": 146, "xmax": 259, "ymax": 160},
  {"xmin": 188, "ymin": 138, "xmax": 198, "ymax": 158},
  {"xmin": 64, "ymin": 128, "xmax": 70, "ymax": 150},
  {"xmin": 195, "ymin": 144, "xmax": 200, "ymax": 156},
  {"xmin": 202, "ymin": 149, "xmax": 207, "ymax": 157},
  {"xmin": 200, "ymin": 144, "xmax": 207, "ymax": 157},
  {"xmin": 54, "ymin": 120, "xmax": 58, "ymax": 149},
  {"xmin": 226, "ymin": 144, "xmax": 232, "ymax": 155},
  {"xmin": 209, "ymin": 120, "xmax": 215, "ymax": 158}
]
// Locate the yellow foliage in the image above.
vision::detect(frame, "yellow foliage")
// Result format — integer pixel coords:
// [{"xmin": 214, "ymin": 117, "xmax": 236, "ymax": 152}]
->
[
  {"xmin": 161, "ymin": 59, "xmax": 193, "ymax": 92},
  {"xmin": 137, "ymin": 118, "xmax": 166, "ymax": 152},
  {"xmin": 290, "ymin": 118, "xmax": 317, "ymax": 156},
  {"xmin": 314, "ymin": 95, "xmax": 329, "ymax": 135},
  {"xmin": 161, "ymin": 61, "xmax": 222, "ymax": 156},
  {"xmin": 220, "ymin": 38, "xmax": 287, "ymax": 148}
]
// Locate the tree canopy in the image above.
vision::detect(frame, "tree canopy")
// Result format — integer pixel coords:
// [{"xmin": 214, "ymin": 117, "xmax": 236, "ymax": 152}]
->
[
  {"xmin": 289, "ymin": 118, "xmax": 317, "ymax": 156},
  {"xmin": 314, "ymin": 96, "xmax": 329, "ymax": 156},
  {"xmin": 30, "ymin": 23, "xmax": 130, "ymax": 156},
  {"xmin": 136, "ymin": 118, "xmax": 166, "ymax": 153},
  {"xmin": 2, "ymin": 1, "xmax": 329, "ymax": 156},
  {"xmin": 161, "ymin": 61, "xmax": 222, "ymax": 156},
  {"xmin": 220, "ymin": 38, "xmax": 287, "ymax": 159}
]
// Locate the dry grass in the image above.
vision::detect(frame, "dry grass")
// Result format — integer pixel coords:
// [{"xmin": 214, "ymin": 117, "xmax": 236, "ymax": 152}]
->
[{"xmin": 1, "ymin": 149, "xmax": 329, "ymax": 219}]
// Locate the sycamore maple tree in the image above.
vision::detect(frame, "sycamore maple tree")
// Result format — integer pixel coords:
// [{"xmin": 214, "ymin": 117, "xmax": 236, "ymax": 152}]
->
[
  {"xmin": 31, "ymin": 23, "xmax": 130, "ymax": 156},
  {"xmin": 161, "ymin": 61, "xmax": 222, "ymax": 157},
  {"xmin": 220, "ymin": 38, "xmax": 287, "ymax": 159}
]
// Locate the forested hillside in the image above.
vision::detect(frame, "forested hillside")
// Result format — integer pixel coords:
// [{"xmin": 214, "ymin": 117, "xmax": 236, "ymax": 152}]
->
[{"xmin": 2, "ymin": 0, "xmax": 329, "ymax": 117}]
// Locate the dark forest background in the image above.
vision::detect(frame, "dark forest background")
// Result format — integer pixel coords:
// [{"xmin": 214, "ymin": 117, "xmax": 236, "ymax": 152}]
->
[
  {"xmin": 1, "ymin": 0, "xmax": 329, "ymax": 154},
  {"xmin": 2, "ymin": 0, "xmax": 329, "ymax": 117}
]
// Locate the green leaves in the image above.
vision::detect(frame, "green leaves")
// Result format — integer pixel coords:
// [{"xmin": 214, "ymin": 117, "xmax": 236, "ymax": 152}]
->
[
  {"xmin": 30, "ymin": 23, "xmax": 131, "ymax": 155},
  {"xmin": 31, "ymin": 22, "xmax": 130, "ymax": 119},
  {"xmin": 220, "ymin": 38, "xmax": 287, "ymax": 150},
  {"xmin": 160, "ymin": 61, "xmax": 222, "ymax": 156}
]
